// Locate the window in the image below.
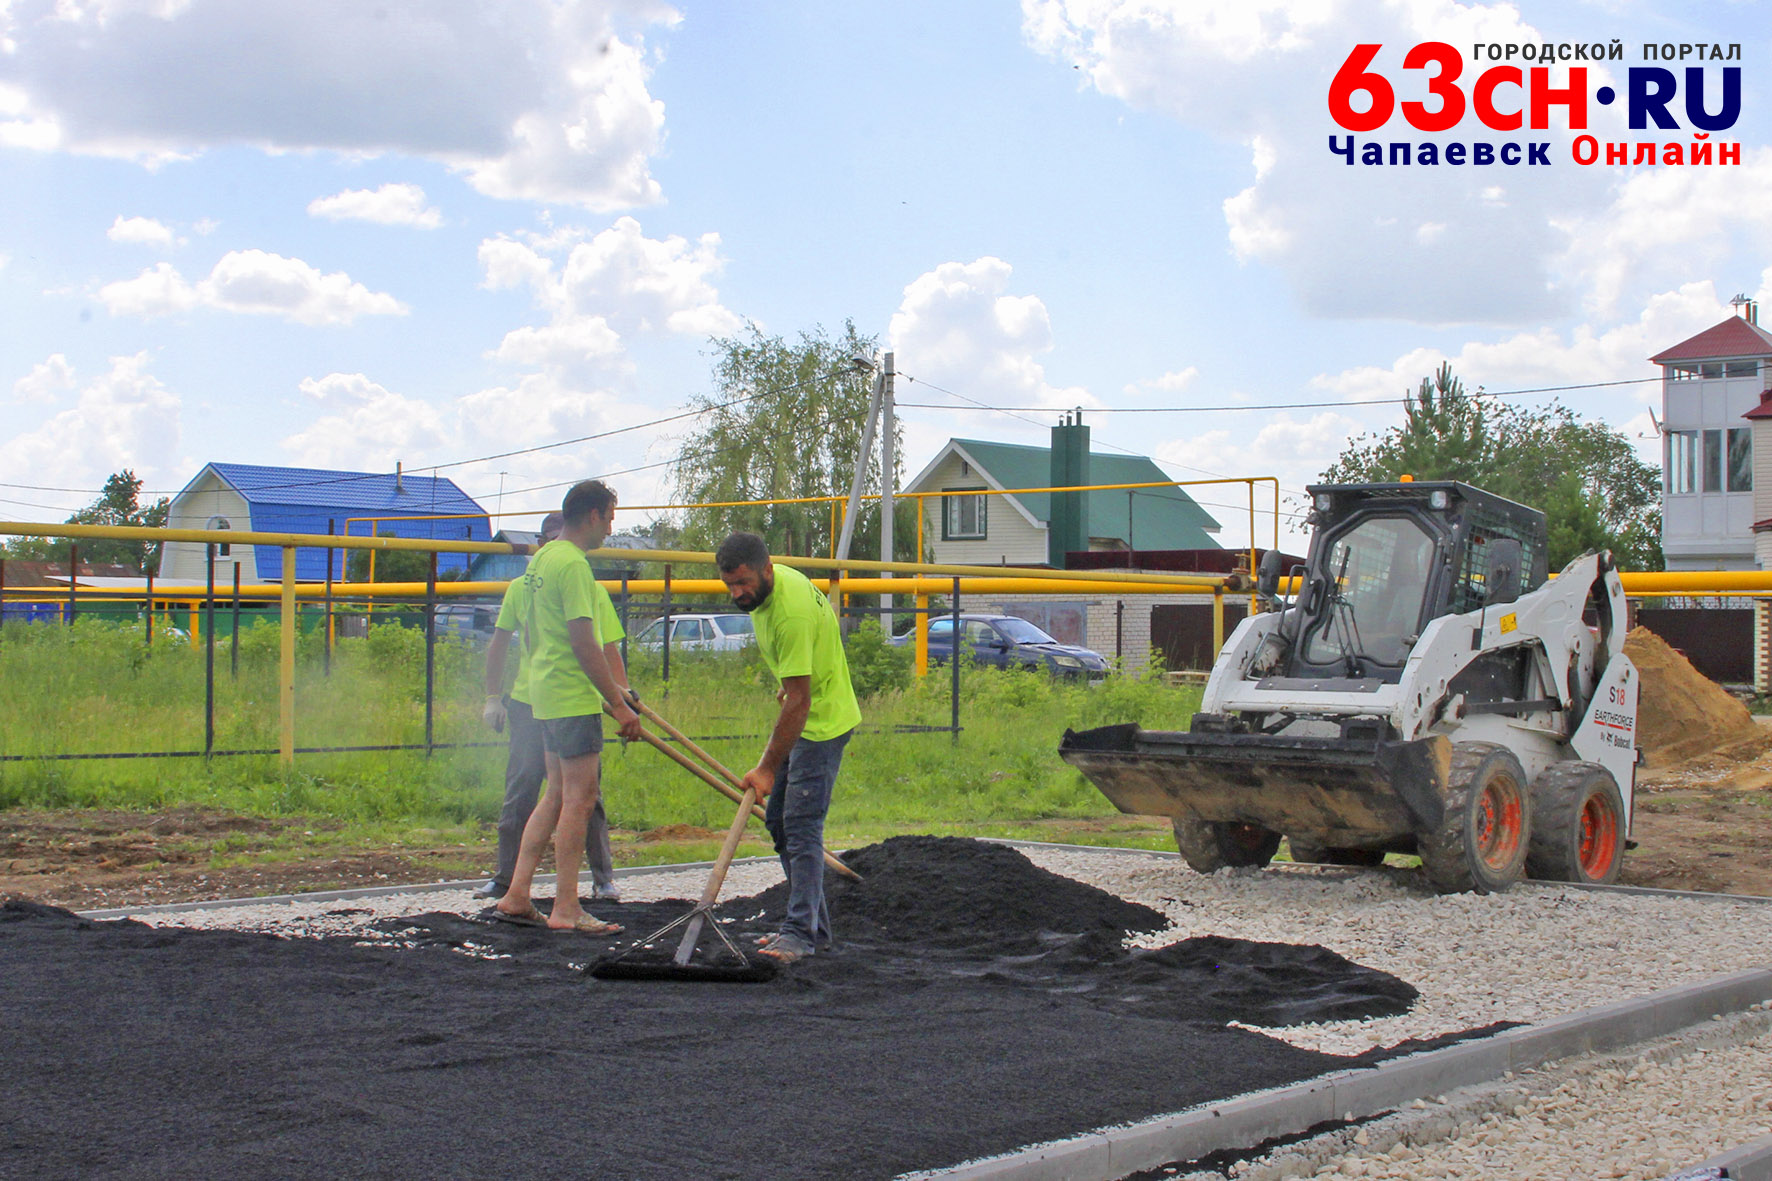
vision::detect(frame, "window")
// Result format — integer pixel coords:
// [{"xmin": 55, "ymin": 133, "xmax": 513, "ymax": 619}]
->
[
  {"xmin": 928, "ymin": 618, "xmax": 955, "ymax": 640},
  {"xmin": 205, "ymin": 515, "xmax": 232, "ymax": 557},
  {"xmin": 1666, "ymin": 431, "xmax": 1698, "ymax": 493},
  {"xmin": 1725, "ymin": 360, "xmax": 1761, "ymax": 378},
  {"xmin": 1704, "ymin": 429, "xmax": 1724, "ymax": 493},
  {"xmin": 714, "ymin": 615, "xmax": 754, "ymax": 636},
  {"xmin": 1729, "ymin": 427, "xmax": 1753, "ymax": 492},
  {"xmin": 1666, "ymin": 364, "xmax": 1699, "ymax": 381},
  {"xmin": 1302, "ymin": 516, "xmax": 1435, "ymax": 669},
  {"xmin": 674, "ymin": 618, "xmax": 709, "ymax": 641},
  {"xmin": 1701, "ymin": 362, "xmax": 1723, "ymax": 378},
  {"xmin": 942, "ymin": 488, "xmax": 987, "ymax": 540}
]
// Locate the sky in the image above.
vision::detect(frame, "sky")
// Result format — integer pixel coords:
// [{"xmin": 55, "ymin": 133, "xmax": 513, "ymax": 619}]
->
[{"xmin": 2, "ymin": 0, "xmax": 1769, "ymax": 555}]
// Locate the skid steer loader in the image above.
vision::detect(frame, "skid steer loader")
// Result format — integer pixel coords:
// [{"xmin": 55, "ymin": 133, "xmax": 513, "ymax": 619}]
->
[{"xmin": 1059, "ymin": 480, "xmax": 1638, "ymax": 894}]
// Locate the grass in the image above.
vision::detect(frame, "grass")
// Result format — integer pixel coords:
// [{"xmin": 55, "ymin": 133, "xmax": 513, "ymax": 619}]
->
[{"xmin": 0, "ymin": 618, "xmax": 1203, "ymax": 866}]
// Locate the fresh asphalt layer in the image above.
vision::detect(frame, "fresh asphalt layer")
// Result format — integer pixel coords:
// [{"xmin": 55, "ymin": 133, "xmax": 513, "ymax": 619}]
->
[{"xmin": 20, "ymin": 840, "xmax": 1772, "ymax": 1170}]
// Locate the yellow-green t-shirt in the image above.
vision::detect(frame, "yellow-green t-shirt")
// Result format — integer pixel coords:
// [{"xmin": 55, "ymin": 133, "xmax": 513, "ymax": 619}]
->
[
  {"xmin": 751, "ymin": 563, "xmax": 860, "ymax": 742},
  {"xmin": 493, "ymin": 572, "xmax": 534, "ymax": 705},
  {"xmin": 519, "ymin": 540, "xmax": 625, "ymax": 721}
]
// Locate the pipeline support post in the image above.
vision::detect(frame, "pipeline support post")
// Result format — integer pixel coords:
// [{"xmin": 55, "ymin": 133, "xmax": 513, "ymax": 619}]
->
[
  {"xmin": 914, "ymin": 592, "xmax": 929, "ymax": 677},
  {"xmin": 230, "ymin": 565, "xmax": 241, "ymax": 680},
  {"xmin": 204, "ymin": 544, "xmax": 215, "ymax": 757},
  {"xmin": 423, "ymin": 552, "xmax": 437, "ymax": 757},
  {"xmin": 279, "ymin": 546, "xmax": 296, "ymax": 768},
  {"xmin": 1212, "ymin": 584, "xmax": 1225, "ymax": 659},
  {"xmin": 950, "ymin": 577, "xmax": 960, "ymax": 744}
]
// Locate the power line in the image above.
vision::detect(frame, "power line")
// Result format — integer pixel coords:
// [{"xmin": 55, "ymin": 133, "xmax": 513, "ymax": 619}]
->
[{"xmin": 895, "ymin": 374, "xmax": 1661, "ymax": 415}]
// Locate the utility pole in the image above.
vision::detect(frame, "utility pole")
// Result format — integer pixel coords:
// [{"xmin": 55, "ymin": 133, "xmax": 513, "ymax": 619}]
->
[
  {"xmin": 879, "ymin": 351, "xmax": 895, "ymax": 631},
  {"xmin": 834, "ymin": 354, "xmax": 884, "ymax": 564}
]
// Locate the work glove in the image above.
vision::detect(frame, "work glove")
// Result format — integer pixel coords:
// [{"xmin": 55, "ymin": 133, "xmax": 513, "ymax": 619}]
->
[{"xmin": 482, "ymin": 694, "xmax": 507, "ymax": 734}]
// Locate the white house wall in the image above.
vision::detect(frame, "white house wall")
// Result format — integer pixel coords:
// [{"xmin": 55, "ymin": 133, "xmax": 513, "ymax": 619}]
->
[
  {"xmin": 1661, "ymin": 368, "xmax": 1762, "ymax": 570},
  {"xmin": 913, "ymin": 451, "xmax": 1048, "ymax": 566},
  {"xmin": 161, "ymin": 472, "xmax": 256, "ymax": 582}
]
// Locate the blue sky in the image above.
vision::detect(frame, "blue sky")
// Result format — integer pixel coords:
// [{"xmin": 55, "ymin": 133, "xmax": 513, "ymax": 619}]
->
[{"xmin": 3, "ymin": 0, "xmax": 1768, "ymax": 552}]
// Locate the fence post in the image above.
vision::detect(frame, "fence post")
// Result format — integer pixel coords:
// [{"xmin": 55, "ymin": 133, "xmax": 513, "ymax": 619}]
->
[
  {"xmin": 145, "ymin": 569, "xmax": 154, "ymax": 647},
  {"xmin": 1115, "ymin": 599, "xmax": 1124, "ymax": 665},
  {"xmin": 950, "ymin": 576, "xmax": 961, "ymax": 744},
  {"xmin": 619, "ymin": 573, "xmax": 630, "ymax": 670},
  {"xmin": 424, "ymin": 551, "xmax": 437, "ymax": 757},
  {"xmin": 67, "ymin": 543, "xmax": 77, "ymax": 625},
  {"xmin": 661, "ymin": 563, "xmax": 672, "ymax": 688},
  {"xmin": 280, "ymin": 546, "xmax": 296, "ymax": 768},
  {"xmin": 205, "ymin": 544, "xmax": 215, "ymax": 758},
  {"xmin": 230, "ymin": 564, "xmax": 241, "ymax": 680},
  {"xmin": 324, "ymin": 519, "xmax": 335, "ymax": 677}
]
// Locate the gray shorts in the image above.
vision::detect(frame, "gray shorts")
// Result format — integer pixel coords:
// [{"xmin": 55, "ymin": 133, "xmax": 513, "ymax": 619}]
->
[{"xmin": 540, "ymin": 714, "xmax": 603, "ymax": 759}]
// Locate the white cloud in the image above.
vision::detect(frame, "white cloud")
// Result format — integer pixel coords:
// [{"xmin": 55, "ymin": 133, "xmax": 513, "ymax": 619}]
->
[
  {"xmin": 1124, "ymin": 366, "xmax": 1198, "ymax": 396},
  {"xmin": 281, "ymin": 373, "xmax": 447, "ymax": 471},
  {"xmin": 889, "ymin": 257, "xmax": 1091, "ymax": 421},
  {"xmin": 98, "ymin": 249, "xmax": 408, "ymax": 324},
  {"xmin": 1022, "ymin": 0, "xmax": 1659, "ymax": 325},
  {"xmin": 97, "ymin": 260, "xmax": 199, "ymax": 316},
  {"xmin": 12, "ymin": 354, "xmax": 77, "ymax": 404},
  {"xmin": 106, "ymin": 214, "xmax": 178, "ymax": 248},
  {"xmin": 307, "ymin": 183, "xmax": 443, "ymax": 229},
  {"xmin": 0, "ymin": 0, "xmax": 678, "ymax": 209},
  {"xmin": 478, "ymin": 215, "xmax": 736, "ymax": 382},
  {"xmin": 0, "ymin": 352, "xmax": 183, "ymax": 491}
]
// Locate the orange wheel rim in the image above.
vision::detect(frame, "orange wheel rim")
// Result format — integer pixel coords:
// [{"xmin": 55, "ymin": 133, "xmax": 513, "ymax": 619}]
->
[
  {"xmin": 1474, "ymin": 776, "xmax": 1525, "ymax": 871},
  {"xmin": 1577, "ymin": 792, "xmax": 1620, "ymax": 878}
]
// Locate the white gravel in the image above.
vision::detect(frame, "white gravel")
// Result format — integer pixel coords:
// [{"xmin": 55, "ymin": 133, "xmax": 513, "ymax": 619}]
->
[{"xmin": 115, "ymin": 844, "xmax": 1772, "ymax": 1180}]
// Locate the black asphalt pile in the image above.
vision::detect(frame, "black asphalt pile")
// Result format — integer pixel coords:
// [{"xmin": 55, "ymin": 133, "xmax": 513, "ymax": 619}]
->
[{"xmin": 2, "ymin": 839, "xmax": 1422, "ymax": 1180}]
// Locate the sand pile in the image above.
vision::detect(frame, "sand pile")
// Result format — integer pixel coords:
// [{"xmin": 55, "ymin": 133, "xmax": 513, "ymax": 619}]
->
[{"xmin": 1623, "ymin": 626, "xmax": 1763, "ymax": 767}]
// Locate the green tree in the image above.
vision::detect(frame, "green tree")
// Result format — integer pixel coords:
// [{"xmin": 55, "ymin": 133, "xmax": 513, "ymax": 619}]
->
[
  {"xmin": 345, "ymin": 548, "xmax": 435, "ymax": 584},
  {"xmin": 1, "ymin": 470, "xmax": 170, "ymax": 573},
  {"xmin": 670, "ymin": 322, "xmax": 919, "ymax": 562},
  {"xmin": 1321, "ymin": 364, "xmax": 1663, "ymax": 571}
]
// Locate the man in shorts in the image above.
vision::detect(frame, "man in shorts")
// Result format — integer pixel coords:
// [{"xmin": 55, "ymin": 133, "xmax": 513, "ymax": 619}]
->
[
  {"xmin": 477, "ymin": 510, "xmax": 621, "ymax": 902},
  {"xmin": 716, "ymin": 531, "xmax": 860, "ymax": 964},
  {"xmin": 495, "ymin": 480, "xmax": 642, "ymax": 934}
]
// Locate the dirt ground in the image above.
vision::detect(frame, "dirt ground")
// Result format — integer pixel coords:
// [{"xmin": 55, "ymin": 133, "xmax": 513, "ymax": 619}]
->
[{"xmin": 5, "ymin": 733, "xmax": 1772, "ymax": 909}]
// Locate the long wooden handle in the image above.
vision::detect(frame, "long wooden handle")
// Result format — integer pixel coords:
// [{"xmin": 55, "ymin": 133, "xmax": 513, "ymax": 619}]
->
[
  {"xmin": 673, "ymin": 784, "xmax": 759, "ymax": 966},
  {"xmin": 698, "ymin": 785, "xmax": 758, "ymax": 908},
  {"xmin": 635, "ymin": 700, "xmax": 746, "ymax": 789},
  {"xmin": 620, "ymin": 718, "xmax": 861, "ymax": 883}
]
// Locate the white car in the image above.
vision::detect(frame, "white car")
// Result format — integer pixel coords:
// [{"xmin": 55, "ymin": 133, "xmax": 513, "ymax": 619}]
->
[{"xmin": 631, "ymin": 612, "xmax": 756, "ymax": 651}]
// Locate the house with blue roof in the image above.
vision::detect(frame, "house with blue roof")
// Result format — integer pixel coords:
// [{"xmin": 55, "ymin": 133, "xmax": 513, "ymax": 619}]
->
[{"xmin": 159, "ymin": 463, "xmax": 490, "ymax": 583}]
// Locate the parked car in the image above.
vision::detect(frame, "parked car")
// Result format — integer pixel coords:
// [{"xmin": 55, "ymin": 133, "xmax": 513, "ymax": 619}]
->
[
  {"xmin": 890, "ymin": 613, "xmax": 1110, "ymax": 680},
  {"xmin": 631, "ymin": 612, "xmax": 756, "ymax": 652}
]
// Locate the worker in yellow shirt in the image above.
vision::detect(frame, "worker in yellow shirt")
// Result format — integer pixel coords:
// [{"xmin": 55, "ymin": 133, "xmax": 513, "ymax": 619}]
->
[
  {"xmin": 495, "ymin": 480, "xmax": 642, "ymax": 934},
  {"xmin": 716, "ymin": 531, "xmax": 860, "ymax": 964}
]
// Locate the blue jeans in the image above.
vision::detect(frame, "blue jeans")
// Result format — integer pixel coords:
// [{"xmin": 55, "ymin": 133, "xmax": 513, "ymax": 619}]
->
[{"xmin": 764, "ymin": 729, "xmax": 852, "ymax": 946}]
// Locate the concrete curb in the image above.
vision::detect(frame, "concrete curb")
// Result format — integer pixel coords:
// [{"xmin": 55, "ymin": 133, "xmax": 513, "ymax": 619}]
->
[
  {"xmin": 904, "ymin": 968, "xmax": 1772, "ymax": 1180},
  {"xmin": 1686, "ymin": 1131, "xmax": 1772, "ymax": 1181}
]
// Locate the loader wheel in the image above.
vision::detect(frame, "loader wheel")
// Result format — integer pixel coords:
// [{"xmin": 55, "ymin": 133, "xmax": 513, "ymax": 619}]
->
[
  {"xmin": 1525, "ymin": 762, "xmax": 1625, "ymax": 884},
  {"xmin": 1417, "ymin": 742, "xmax": 1530, "ymax": 895},
  {"xmin": 1287, "ymin": 839, "xmax": 1386, "ymax": 868},
  {"xmin": 1172, "ymin": 817, "xmax": 1282, "ymax": 873}
]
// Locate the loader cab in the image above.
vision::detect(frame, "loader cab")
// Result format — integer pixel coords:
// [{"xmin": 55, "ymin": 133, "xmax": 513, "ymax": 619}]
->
[{"xmin": 1284, "ymin": 482, "xmax": 1548, "ymax": 684}]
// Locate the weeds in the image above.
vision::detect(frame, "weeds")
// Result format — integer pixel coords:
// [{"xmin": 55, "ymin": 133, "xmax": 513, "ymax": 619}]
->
[{"xmin": 0, "ymin": 617, "xmax": 1201, "ymax": 840}]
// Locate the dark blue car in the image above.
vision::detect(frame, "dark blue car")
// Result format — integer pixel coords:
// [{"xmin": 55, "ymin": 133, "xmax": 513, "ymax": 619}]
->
[{"xmin": 892, "ymin": 613, "xmax": 1110, "ymax": 680}]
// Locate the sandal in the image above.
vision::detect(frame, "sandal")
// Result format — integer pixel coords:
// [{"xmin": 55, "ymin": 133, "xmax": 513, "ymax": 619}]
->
[
  {"xmin": 488, "ymin": 905, "xmax": 548, "ymax": 929},
  {"xmin": 549, "ymin": 913, "xmax": 623, "ymax": 936}
]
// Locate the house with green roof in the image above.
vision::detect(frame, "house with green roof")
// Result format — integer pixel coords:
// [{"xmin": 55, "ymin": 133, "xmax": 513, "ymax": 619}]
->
[{"xmin": 903, "ymin": 437, "xmax": 1220, "ymax": 567}]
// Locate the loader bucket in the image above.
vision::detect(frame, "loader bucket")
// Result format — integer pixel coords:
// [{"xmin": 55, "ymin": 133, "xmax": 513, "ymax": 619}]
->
[{"xmin": 1059, "ymin": 724, "xmax": 1452, "ymax": 847}]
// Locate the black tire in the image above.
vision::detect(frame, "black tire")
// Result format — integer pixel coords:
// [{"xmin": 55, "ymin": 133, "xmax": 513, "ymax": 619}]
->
[
  {"xmin": 1172, "ymin": 816, "xmax": 1282, "ymax": 873},
  {"xmin": 1288, "ymin": 839, "xmax": 1387, "ymax": 867},
  {"xmin": 1525, "ymin": 762, "xmax": 1626, "ymax": 884},
  {"xmin": 1417, "ymin": 742, "xmax": 1531, "ymax": 894}
]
